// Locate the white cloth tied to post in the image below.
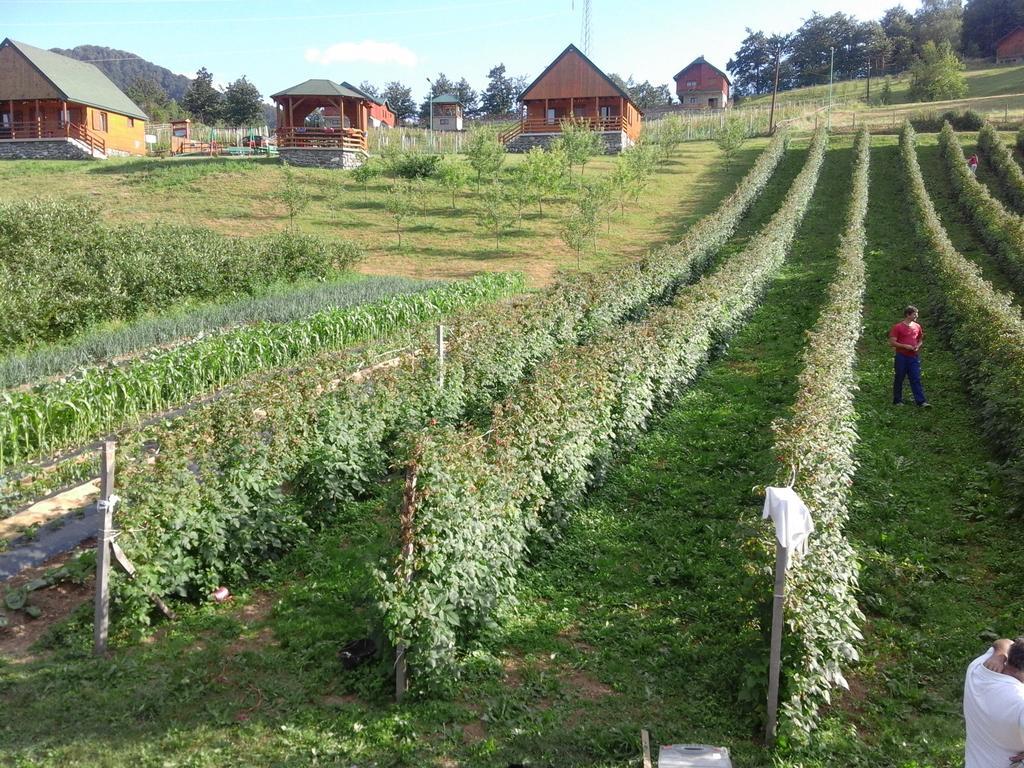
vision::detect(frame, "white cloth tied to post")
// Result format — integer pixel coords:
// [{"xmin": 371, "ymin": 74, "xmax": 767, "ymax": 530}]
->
[{"xmin": 762, "ymin": 486, "xmax": 813, "ymax": 555}]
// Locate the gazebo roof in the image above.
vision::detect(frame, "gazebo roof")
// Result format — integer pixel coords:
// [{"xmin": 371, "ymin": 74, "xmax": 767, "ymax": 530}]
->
[
  {"xmin": 1, "ymin": 38, "xmax": 147, "ymax": 120},
  {"xmin": 270, "ymin": 79, "xmax": 368, "ymax": 100},
  {"xmin": 431, "ymin": 93, "xmax": 462, "ymax": 105}
]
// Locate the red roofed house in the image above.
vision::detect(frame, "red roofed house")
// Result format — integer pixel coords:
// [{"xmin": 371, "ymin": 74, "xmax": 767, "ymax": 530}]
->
[
  {"xmin": 996, "ymin": 27, "xmax": 1024, "ymax": 64},
  {"xmin": 674, "ymin": 56, "xmax": 730, "ymax": 109},
  {"xmin": 500, "ymin": 44, "xmax": 643, "ymax": 154}
]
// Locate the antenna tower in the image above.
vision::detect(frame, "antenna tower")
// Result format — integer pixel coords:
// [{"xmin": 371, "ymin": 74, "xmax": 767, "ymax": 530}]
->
[{"xmin": 580, "ymin": 0, "xmax": 592, "ymax": 55}]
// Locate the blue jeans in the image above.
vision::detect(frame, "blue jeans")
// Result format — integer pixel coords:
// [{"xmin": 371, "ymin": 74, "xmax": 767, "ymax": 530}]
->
[{"xmin": 893, "ymin": 354, "xmax": 927, "ymax": 405}]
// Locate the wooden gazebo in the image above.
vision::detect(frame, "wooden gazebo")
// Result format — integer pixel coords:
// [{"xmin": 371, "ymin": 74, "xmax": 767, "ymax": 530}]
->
[{"xmin": 271, "ymin": 79, "xmax": 370, "ymax": 152}]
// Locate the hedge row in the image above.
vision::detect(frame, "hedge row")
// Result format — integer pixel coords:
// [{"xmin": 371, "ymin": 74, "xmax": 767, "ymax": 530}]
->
[
  {"xmin": 903, "ymin": 123, "xmax": 1024, "ymax": 493},
  {"xmin": 937, "ymin": 122, "xmax": 1024, "ymax": 294},
  {"xmin": 767, "ymin": 128, "xmax": 870, "ymax": 738},
  {"xmin": 374, "ymin": 130, "xmax": 828, "ymax": 682},
  {"xmin": 0, "ymin": 199, "xmax": 362, "ymax": 351},
  {"xmin": 108, "ymin": 134, "xmax": 794, "ymax": 624},
  {"xmin": 0, "ymin": 272, "xmax": 524, "ymax": 472},
  {"xmin": 977, "ymin": 123, "xmax": 1024, "ymax": 214}
]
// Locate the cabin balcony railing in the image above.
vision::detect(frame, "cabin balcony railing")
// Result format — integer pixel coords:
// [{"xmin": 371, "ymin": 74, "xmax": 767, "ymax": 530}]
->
[
  {"xmin": 499, "ymin": 115, "xmax": 629, "ymax": 143},
  {"xmin": 275, "ymin": 127, "xmax": 367, "ymax": 152},
  {"xmin": 0, "ymin": 121, "xmax": 105, "ymax": 155}
]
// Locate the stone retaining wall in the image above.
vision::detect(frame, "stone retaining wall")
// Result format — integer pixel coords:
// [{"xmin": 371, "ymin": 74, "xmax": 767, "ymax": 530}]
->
[
  {"xmin": 278, "ymin": 147, "xmax": 366, "ymax": 169},
  {"xmin": 504, "ymin": 130, "xmax": 634, "ymax": 155},
  {"xmin": 0, "ymin": 139, "xmax": 95, "ymax": 160}
]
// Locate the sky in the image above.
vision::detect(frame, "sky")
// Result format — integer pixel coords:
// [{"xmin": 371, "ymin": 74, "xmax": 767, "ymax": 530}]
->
[{"xmin": 2, "ymin": 0, "xmax": 922, "ymax": 101}]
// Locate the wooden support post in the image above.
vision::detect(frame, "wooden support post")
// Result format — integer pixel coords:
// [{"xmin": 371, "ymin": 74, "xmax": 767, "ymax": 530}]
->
[
  {"xmin": 436, "ymin": 324, "xmax": 445, "ymax": 388},
  {"xmin": 93, "ymin": 441, "xmax": 116, "ymax": 656},
  {"xmin": 641, "ymin": 729, "xmax": 652, "ymax": 768},
  {"xmin": 395, "ymin": 467, "xmax": 418, "ymax": 702},
  {"xmin": 765, "ymin": 540, "xmax": 790, "ymax": 744}
]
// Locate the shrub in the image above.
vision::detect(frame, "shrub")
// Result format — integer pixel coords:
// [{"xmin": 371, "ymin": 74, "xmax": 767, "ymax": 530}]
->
[
  {"xmin": 978, "ymin": 123, "xmax": 1024, "ymax": 213},
  {"xmin": 388, "ymin": 153, "xmax": 442, "ymax": 179}
]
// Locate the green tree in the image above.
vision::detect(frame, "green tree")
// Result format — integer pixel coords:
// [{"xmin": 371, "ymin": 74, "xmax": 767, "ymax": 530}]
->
[
  {"xmin": 418, "ymin": 73, "xmax": 456, "ymax": 121},
  {"xmin": 507, "ymin": 165, "xmax": 539, "ymax": 225},
  {"xmin": 358, "ymin": 80, "xmax": 381, "ymax": 99},
  {"xmin": 274, "ymin": 168, "xmax": 311, "ymax": 229},
  {"xmin": 913, "ymin": 0, "xmax": 963, "ymax": 52},
  {"xmin": 908, "ymin": 40, "xmax": 967, "ymax": 102},
  {"xmin": 480, "ymin": 63, "xmax": 520, "ymax": 116},
  {"xmin": 475, "ymin": 182, "xmax": 516, "ymax": 250},
  {"xmin": 182, "ymin": 67, "xmax": 223, "ymax": 125},
  {"xmin": 351, "ymin": 159, "xmax": 383, "ymax": 201},
  {"xmin": 716, "ymin": 116, "xmax": 748, "ymax": 166},
  {"xmin": 436, "ymin": 156, "xmax": 470, "ymax": 210},
  {"xmin": 381, "ymin": 81, "xmax": 416, "ymax": 122},
  {"xmin": 465, "ymin": 127, "xmax": 506, "ymax": 183},
  {"xmin": 125, "ymin": 77, "xmax": 169, "ymax": 120},
  {"xmin": 384, "ymin": 183, "xmax": 416, "ymax": 247},
  {"xmin": 522, "ymin": 146, "xmax": 563, "ymax": 217},
  {"xmin": 551, "ymin": 119, "xmax": 605, "ymax": 177},
  {"xmin": 222, "ymin": 76, "xmax": 263, "ymax": 127},
  {"xmin": 559, "ymin": 190, "xmax": 599, "ymax": 268}
]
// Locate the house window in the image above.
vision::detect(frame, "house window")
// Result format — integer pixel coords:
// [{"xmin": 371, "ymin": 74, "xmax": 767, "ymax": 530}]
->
[
  {"xmin": 686, "ymin": 80, "xmax": 697, "ymax": 87},
  {"xmin": 689, "ymin": 97, "xmax": 697, "ymax": 104},
  {"xmin": 599, "ymin": 105, "xmax": 612, "ymax": 118},
  {"xmin": 440, "ymin": 118, "xmax": 449, "ymax": 125},
  {"xmin": 546, "ymin": 108, "xmax": 556, "ymax": 124},
  {"xmin": 129, "ymin": 117, "xmax": 135, "ymax": 127},
  {"xmin": 92, "ymin": 111, "xmax": 108, "ymax": 132}
]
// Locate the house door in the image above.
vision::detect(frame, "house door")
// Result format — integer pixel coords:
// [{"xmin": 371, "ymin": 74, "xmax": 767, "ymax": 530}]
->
[
  {"xmin": 709, "ymin": 98, "xmax": 718, "ymax": 108},
  {"xmin": 546, "ymin": 108, "xmax": 556, "ymax": 124}
]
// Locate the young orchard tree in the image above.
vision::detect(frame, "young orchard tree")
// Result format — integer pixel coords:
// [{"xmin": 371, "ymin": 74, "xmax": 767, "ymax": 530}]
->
[
  {"xmin": 611, "ymin": 155, "xmax": 634, "ymax": 216},
  {"xmin": 465, "ymin": 127, "xmax": 506, "ymax": 183},
  {"xmin": 560, "ymin": 189, "xmax": 600, "ymax": 269},
  {"xmin": 585, "ymin": 177, "xmax": 616, "ymax": 234},
  {"xmin": 654, "ymin": 115, "xmax": 686, "ymax": 159},
  {"xmin": 384, "ymin": 183, "xmax": 416, "ymax": 248},
  {"xmin": 436, "ymin": 156, "xmax": 470, "ymax": 210},
  {"xmin": 624, "ymin": 143, "xmax": 657, "ymax": 204},
  {"xmin": 274, "ymin": 168, "xmax": 311, "ymax": 229},
  {"xmin": 507, "ymin": 165, "xmax": 540, "ymax": 225},
  {"xmin": 715, "ymin": 116, "xmax": 748, "ymax": 167},
  {"xmin": 351, "ymin": 159, "xmax": 382, "ymax": 201},
  {"xmin": 475, "ymin": 182, "xmax": 516, "ymax": 251},
  {"xmin": 551, "ymin": 119, "xmax": 605, "ymax": 177},
  {"xmin": 522, "ymin": 146, "xmax": 561, "ymax": 217}
]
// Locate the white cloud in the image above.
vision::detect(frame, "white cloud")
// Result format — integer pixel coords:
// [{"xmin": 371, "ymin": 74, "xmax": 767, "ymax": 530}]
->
[{"xmin": 304, "ymin": 40, "xmax": 417, "ymax": 68}]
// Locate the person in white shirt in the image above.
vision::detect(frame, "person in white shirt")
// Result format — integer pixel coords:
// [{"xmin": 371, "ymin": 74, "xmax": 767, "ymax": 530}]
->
[{"xmin": 965, "ymin": 638, "xmax": 1024, "ymax": 768}]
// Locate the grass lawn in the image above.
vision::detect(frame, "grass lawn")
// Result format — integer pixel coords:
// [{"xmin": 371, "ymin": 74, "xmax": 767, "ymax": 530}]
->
[{"xmin": 0, "ymin": 140, "xmax": 766, "ymax": 288}]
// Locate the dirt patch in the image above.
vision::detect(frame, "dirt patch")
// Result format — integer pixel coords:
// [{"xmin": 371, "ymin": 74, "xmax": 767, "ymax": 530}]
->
[
  {"xmin": 562, "ymin": 669, "xmax": 615, "ymax": 701},
  {"xmin": 461, "ymin": 720, "xmax": 487, "ymax": 745},
  {"xmin": 236, "ymin": 590, "xmax": 277, "ymax": 624},
  {"xmin": 226, "ymin": 626, "xmax": 277, "ymax": 656},
  {"xmin": 322, "ymin": 693, "xmax": 361, "ymax": 707},
  {"xmin": 0, "ymin": 549, "xmax": 92, "ymax": 662}
]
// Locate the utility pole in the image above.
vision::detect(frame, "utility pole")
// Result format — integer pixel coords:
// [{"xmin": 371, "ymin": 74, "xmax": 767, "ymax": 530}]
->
[
  {"xmin": 768, "ymin": 45, "xmax": 782, "ymax": 135},
  {"xmin": 827, "ymin": 46, "xmax": 835, "ymax": 131},
  {"xmin": 426, "ymin": 76, "xmax": 433, "ymax": 150},
  {"xmin": 866, "ymin": 60, "xmax": 871, "ymax": 103}
]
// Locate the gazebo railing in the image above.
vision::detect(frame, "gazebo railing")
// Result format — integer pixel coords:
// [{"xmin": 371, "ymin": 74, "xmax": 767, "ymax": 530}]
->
[{"xmin": 275, "ymin": 127, "xmax": 367, "ymax": 152}]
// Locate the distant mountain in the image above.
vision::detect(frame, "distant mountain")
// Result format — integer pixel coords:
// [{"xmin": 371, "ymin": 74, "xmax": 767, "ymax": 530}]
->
[{"xmin": 50, "ymin": 45, "xmax": 192, "ymax": 102}]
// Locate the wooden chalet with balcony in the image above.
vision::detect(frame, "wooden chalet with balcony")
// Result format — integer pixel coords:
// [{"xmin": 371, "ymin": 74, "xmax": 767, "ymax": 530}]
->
[
  {"xmin": 501, "ymin": 44, "xmax": 642, "ymax": 154},
  {"xmin": 674, "ymin": 56, "xmax": 730, "ymax": 109},
  {"xmin": 270, "ymin": 79, "xmax": 372, "ymax": 168},
  {"xmin": 0, "ymin": 38, "xmax": 147, "ymax": 159}
]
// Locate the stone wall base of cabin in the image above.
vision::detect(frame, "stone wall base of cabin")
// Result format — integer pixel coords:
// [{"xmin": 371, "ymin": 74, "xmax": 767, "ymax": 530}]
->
[
  {"xmin": 0, "ymin": 138, "xmax": 98, "ymax": 160},
  {"xmin": 278, "ymin": 147, "xmax": 367, "ymax": 169},
  {"xmin": 504, "ymin": 130, "xmax": 634, "ymax": 155}
]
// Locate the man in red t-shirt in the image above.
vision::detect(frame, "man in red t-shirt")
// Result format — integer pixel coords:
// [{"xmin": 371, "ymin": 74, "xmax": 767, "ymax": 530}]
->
[{"xmin": 889, "ymin": 305, "xmax": 931, "ymax": 407}]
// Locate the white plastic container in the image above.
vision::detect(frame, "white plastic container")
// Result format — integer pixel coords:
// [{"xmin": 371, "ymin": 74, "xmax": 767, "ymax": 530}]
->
[{"xmin": 658, "ymin": 744, "xmax": 732, "ymax": 768}]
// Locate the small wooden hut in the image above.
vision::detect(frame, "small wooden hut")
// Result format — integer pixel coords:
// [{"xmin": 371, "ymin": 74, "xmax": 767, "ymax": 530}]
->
[
  {"xmin": 996, "ymin": 27, "xmax": 1024, "ymax": 64},
  {"xmin": 431, "ymin": 94, "xmax": 463, "ymax": 131},
  {"xmin": 0, "ymin": 38, "xmax": 147, "ymax": 159},
  {"xmin": 501, "ymin": 44, "xmax": 642, "ymax": 153}
]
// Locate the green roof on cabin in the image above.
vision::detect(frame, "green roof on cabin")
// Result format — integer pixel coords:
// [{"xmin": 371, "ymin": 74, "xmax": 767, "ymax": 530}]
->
[
  {"xmin": 430, "ymin": 94, "xmax": 462, "ymax": 105},
  {"xmin": 2, "ymin": 38, "xmax": 148, "ymax": 120},
  {"xmin": 270, "ymin": 79, "xmax": 367, "ymax": 99}
]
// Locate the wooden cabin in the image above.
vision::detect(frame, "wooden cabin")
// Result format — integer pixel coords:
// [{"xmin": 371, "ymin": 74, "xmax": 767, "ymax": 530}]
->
[
  {"xmin": 340, "ymin": 83, "xmax": 396, "ymax": 128},
  {"xmin": 501, "ymin": 44, "xmax": 642, "ymax": 153},
  {"xmin": 674, "ymin": 56, "xmax": 730, "ymax": 109},
  {"xmin": 0, "ymin": 38, "xmax": 147, "ymax": 159},
  {"xmin": 996, "ymin": 27, "xmax": 1024, "ymax": 63},
  {"xmin": 431, "ymin": 94, "xmax": 463, "ymax": 131},
  {"xmin": 271, "ymin": 79, "xmax": 371, "ymax": 167}
]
